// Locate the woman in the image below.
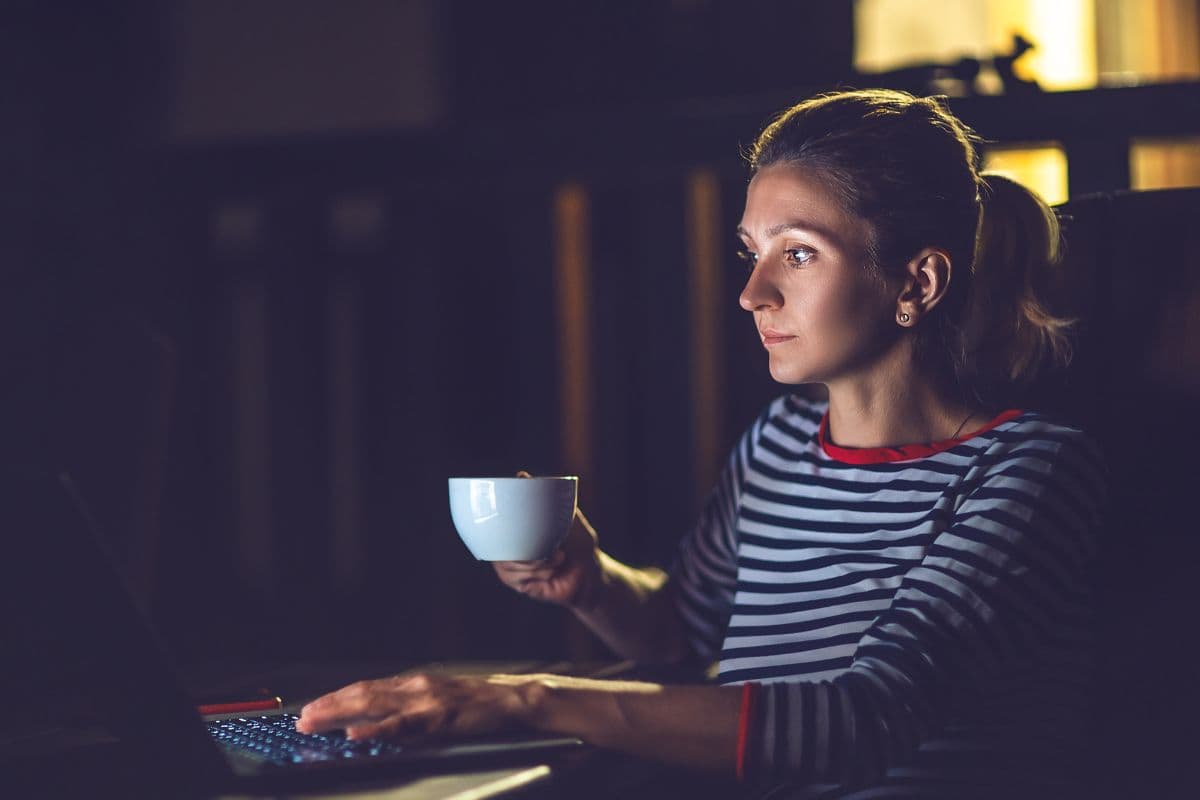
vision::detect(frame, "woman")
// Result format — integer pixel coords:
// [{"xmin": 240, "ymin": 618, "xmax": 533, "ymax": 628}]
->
[{"xmin": 297, "ymin": 89, "xmax": 1106, "ymax": 797}]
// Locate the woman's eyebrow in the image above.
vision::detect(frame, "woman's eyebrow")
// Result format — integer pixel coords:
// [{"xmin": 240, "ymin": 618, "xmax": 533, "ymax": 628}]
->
[{"xmin": 736, "ymin": 220, "xmax": 838, "ymax": 242}]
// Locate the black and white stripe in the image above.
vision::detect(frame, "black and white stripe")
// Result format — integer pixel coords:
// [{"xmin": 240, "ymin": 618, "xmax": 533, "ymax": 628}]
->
[{"xmin": 670, "ymin": 394, "xmax": 1107, "ymax": 797}]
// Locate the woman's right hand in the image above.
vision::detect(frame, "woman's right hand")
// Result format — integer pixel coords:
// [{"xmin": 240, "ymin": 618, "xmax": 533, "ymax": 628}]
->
[{"xmin": 492, "ymin": 507, "xmax": 605, "ymax": 612}]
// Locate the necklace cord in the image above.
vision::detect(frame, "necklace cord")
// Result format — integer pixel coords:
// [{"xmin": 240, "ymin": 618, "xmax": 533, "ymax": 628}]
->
[{"xmin": 950, "ymin": 409, "xmax": 977, "ymax": 440}]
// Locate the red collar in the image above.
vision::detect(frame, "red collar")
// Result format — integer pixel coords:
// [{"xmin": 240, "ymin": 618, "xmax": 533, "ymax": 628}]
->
[{"xmin": 818, "ymin": 409, "xmax": 1025, "ymax": 464}]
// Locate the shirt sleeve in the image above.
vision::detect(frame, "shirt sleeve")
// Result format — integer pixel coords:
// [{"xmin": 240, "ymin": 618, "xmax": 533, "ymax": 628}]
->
[
  {"xmin": 743, "ymin": 427, "xmax": 1108, "ymax": 786},
  {"xmin": 668, "ymin": 406, "xmax": 768, "ymax": 664}
]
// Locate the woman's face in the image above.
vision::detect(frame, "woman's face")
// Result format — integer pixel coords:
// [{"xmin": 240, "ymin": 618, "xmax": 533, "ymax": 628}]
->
[{"xmin": 737, "ymin": 163, "xmax": 898, "ymax": 386}]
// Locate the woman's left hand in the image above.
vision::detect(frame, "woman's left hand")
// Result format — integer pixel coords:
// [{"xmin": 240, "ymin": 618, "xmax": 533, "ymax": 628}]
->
[{"xmin": 294, "ymin": 672, "xmax": 540, "ymax": 741}]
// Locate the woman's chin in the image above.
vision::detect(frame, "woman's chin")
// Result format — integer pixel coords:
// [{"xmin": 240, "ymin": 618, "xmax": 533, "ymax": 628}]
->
[{"xmin": 768, "ymin": 361, "xmax": 813, "ymax": 385}]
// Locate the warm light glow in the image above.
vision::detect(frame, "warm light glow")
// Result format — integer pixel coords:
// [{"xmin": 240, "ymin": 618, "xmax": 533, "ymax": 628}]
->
[
  {"xmin": 1097, "ymin": 0, "xmax": 1200, "ymax": 84},
  {"xmin": 552, "ymin": 186, "xmax": 603, "ymax": 663},
  {"xmin": 855, "ymin": 0, "xmax": 1097, "ymax": 90},
  {"xmin": 1131, "ymin": 138, "xmax": 1200, "ymax": 190},
  {"xmin": 552, "ymin": 184, "xmax": 593, "ymax": 478},
  {"xmin": 685, "ymin": 170, "xmax": 723, "ymax": 505},
  {"xmin": 982, "ymin": 144, "xmax": 1069, "ymax": 205},
  {"xmin": 988, "ymin": 0, "xmax": 1097, "ymax": 90},
  {"xmin": 854, "ymin": 0, "xmax": 988, "ymax": 74},
  {"xmin": 858, "ymin": 0, "xmax": 1199, "ymax": 91}
]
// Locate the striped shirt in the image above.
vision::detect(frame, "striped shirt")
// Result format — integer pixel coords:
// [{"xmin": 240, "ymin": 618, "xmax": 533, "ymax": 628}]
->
[{"xmin": 670, "ymin": 393, "xmax": 1107, "ymax": 798}]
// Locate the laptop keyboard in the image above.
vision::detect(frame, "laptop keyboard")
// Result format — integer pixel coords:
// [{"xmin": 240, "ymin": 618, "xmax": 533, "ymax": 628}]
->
[{"xmin": 206, "ymin": 713, "xmax": 404, "ymax": 766}]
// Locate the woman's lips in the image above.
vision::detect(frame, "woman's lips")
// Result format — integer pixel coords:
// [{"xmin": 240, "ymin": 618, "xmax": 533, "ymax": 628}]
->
[{"xmin": 761, "ymin": 329, "xmax": 797, "ymax": 347}]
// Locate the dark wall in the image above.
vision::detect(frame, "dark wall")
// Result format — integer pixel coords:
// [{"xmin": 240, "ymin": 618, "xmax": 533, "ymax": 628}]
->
[
  {"xmin": 169, "ymin": 0, "xmax": 445, "ymax": 139},
  {"xmin": 447, "ymin": 0, "xmax": 854, "ymax": 117},
  {"xmin": 145, "ymin": 141, "xmax": 785, "ymax": 669},
  {"xmin": 1, "ymin": 1, "xmax": 175, "ymax": 605},
  {"xmin": 4, "ymin": 0, "xmax": 842, "ymax": 670}
]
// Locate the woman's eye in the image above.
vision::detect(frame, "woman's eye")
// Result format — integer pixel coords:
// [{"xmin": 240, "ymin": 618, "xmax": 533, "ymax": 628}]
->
[
  {"xmin": 784, "ymin": 247, "xmax": 814, "ymax": 267},
  {"xmin": 735, "ymin": 248, "xmax": 758, "ymax": 271}
]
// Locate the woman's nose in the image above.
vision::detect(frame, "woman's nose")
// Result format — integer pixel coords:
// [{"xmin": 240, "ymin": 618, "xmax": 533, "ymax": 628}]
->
[{"xmin": 739, "ymin": 263, "xmax": 782, "ymax": 312}]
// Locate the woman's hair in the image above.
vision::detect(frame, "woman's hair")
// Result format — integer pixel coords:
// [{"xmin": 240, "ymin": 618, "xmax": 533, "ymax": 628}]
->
[{"xmin": 746, "ymin": 88, "xmax": 1074, "ymax": 406}]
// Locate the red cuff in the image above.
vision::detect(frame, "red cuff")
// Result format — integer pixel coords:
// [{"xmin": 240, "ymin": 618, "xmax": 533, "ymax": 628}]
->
[{"xmin": 735, "ymin": 682, "xmax": 759, "ymax": 781}]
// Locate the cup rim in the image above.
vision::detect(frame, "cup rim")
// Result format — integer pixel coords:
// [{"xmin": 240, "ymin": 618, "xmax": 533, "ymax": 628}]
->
[{"xmin": 448, "ymin": 476, "xmax": 578, "ymax": 482}]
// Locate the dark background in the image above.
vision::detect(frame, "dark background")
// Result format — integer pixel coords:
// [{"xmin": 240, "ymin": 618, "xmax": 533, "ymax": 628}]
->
[
  {"xmin": 3, "ymin": 0, "xmax": 859, "ymax": 669},
  {"xmin": 4, "ymin": 9, "xmax": 1199, "ymax": 774}
]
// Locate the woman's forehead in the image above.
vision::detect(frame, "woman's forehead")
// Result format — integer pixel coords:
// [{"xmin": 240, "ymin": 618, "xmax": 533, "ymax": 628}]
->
[{"xmin": 740, "ymin": 164, "xmax": 865, "ymax": 244}]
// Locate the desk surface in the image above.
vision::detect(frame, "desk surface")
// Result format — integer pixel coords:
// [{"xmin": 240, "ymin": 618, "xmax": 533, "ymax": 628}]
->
[
  {"xmin": 2, "ymin": 659, "xmax": 747, "ymax": 800},
  {"xmin": 219, "ymin": 764, "xmax": 555, "ymax": 800}
]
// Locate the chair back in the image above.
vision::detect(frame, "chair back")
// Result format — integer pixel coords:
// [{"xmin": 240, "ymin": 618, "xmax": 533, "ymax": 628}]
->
[{"xmin": 1051, "ymin": 188, "xmax": 1200, "ymax": 797}]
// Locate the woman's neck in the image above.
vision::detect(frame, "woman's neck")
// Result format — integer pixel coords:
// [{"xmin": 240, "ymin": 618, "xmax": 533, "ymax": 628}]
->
[{"xmin": 823, "ymin": 365, "xmax": 985, "ymax": 449}]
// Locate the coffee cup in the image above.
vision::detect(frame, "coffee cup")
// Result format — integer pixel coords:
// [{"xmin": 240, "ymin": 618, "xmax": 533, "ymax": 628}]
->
[{"xmin": 447, "ymin": 476, "xmax": 578, "ymax": 561}]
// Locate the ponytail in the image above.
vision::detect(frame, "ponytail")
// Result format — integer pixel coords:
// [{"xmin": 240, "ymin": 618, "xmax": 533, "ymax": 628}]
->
[{"xmin": 960, "ymin": 173, "xmax": 1076, "ymax": 402}]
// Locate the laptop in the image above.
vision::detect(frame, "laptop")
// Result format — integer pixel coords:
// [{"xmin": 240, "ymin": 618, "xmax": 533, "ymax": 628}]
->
[{"xmin": 0, "ymin": 469, "xmax": 584, "ymax": 794}]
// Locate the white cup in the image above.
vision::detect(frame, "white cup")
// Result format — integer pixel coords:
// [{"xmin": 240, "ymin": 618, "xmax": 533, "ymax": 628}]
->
[{"xmin": 447, "ymin": 476, "xmax": 578, "ymax": 561}]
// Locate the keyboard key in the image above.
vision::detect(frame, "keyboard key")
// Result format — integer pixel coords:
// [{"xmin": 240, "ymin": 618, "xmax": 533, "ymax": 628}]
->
[{"xmin": 205, "ymin": 713, "xmax": 403, "ymax": 765}]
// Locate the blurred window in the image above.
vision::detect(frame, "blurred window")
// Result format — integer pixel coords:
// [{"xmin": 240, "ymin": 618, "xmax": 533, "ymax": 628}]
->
[
  {"xmin": 856, "ymin": 1, "xmax": 1200, "ymax": 194},
  {"xmin": 982, "ymin": 143, "xmax": 1069, "ymax": 206},
  {"xmin": 1131, "ymin": 138, "xmax": 1200, "ymax": 191},
  {"xmin": 855, "ymin": 0, "xmax": 1199, "ymax": 90},
  {"xmin": 1095, "ymin": 0, "xmax": 1200, "ymax": 85}
]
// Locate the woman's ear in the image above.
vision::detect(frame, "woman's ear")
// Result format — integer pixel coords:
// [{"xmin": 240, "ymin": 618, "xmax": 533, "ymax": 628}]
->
[{"xmin": 895, "ymin": 248, "xmax": 953, "ymax": 327}]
